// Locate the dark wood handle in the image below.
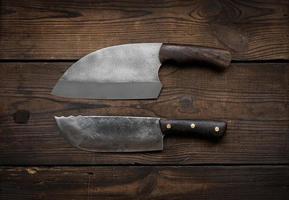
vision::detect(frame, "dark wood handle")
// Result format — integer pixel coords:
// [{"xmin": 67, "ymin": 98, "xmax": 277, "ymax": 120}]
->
[
  {"xmin": 159, "ymin": 44, "xmax": 231, "ymax": 70},
  {"xmin": 160, "ymin": 119, "xmax": 226, "ymax": 140}
]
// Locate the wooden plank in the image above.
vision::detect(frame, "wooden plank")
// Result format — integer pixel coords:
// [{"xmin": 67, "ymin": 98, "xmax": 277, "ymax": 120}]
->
[
  {"xmin": 1, "ymin": 166, "xmax": 288, "ymax": 200},
  {"xmin": 0, "ymin": 62, "xmax": 288, "ymax": 165},
  {"xmin": 0, "ymin": 0, "xmax": 288, "ymax": 60}
]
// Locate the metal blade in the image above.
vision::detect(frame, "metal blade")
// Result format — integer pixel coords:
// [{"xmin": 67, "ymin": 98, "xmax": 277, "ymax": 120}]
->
[
  {"xmin": 52, "ymin": 43, "xmax": 163, "ymax": 99},
  {"xmin": 55, "ymin": 116, "xmax": 163, "ymax": 152}
]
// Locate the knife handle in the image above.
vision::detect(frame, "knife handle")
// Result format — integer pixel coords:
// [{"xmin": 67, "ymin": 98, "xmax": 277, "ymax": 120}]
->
[
  {"xmin": 160, "ymin": 119, "xmax": 226, "ymax": 140},
  {"xmin": 159, "ymin": 44, "xmax": 231, "ymax": 70}
]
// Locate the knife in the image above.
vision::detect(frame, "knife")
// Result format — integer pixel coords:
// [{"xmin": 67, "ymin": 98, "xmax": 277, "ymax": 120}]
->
[
  {"xmin": 55, "ymin": 116, "xmax": 227, "ymax": 152},
  {"xmin": 52, "ymin": 43, "xmax": 231, "ymax": 99}
]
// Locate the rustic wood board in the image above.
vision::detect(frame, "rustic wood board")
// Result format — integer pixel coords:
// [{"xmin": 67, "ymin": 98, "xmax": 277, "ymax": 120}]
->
[
  {"xmin": 1, "ymin": 1, "xmax": 288, "ymax": 198},
  {"xmin": 1, "ymin": 62, "xmax": 288, "ymax": 165},
  {"xmin": 1, "ymin": 166, "xmax": 289, "ymax": 200},
  {"xmin": 0, "ymin": 0, "xmax": 288, "ymax": 60}
]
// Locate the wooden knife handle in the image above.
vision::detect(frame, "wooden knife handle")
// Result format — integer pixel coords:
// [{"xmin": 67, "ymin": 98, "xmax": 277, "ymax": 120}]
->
[
  {"xmin": 160, "ymin": 119, "xmax": 227, "ymax": 140},
  {"xmin": 159, "ymin": 44, "xmax": 231, "ymax": 70}
]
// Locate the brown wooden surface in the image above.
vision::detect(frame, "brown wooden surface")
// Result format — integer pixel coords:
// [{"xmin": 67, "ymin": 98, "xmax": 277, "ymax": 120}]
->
[
  {"xmin": 1, "ymin": 166, "xmax": 289, "ymax": 200},
  {"xmin": 0, "ymin": 0, "xmax": 288, "ymax": 60},
  {"xmin": 1, "ymin": 0, "xmax": 289, "ymax": 199},
  {"xmin": 0, "ymin": 62, "xmax": 288, "ymax": 165}
]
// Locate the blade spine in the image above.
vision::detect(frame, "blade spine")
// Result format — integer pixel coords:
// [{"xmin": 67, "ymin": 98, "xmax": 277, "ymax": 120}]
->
[{"xmin": 55, "ymin": 116, "xmax": 161, "ymax": 120}]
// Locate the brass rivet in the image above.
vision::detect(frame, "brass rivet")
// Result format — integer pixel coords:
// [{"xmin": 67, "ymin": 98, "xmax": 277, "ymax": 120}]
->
[
  {"xmin": 215, "ymin": 126, "xmax": 220, "ymax": 132},
  {"xmin": 166, "ymin": 124, "xmax": 171, "ymax": 129},
  {"xmin": 190, "ymin": 123, "xmax": 195, "ymax": 128}
]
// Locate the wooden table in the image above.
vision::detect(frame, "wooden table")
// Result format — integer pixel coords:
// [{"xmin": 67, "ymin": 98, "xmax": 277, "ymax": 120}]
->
[{"xmin": 1, "ymin": 1, "xmax": 288, "ymax": 199}]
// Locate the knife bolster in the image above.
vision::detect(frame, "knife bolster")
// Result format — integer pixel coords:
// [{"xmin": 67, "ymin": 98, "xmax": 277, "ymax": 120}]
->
[
  {"xmin": 160, "ymin": 119, "xmax": 226, "ymax": 140},
  {"xmin": 159, "ymin": 44, "xmax": 231, "ymax": 70}
]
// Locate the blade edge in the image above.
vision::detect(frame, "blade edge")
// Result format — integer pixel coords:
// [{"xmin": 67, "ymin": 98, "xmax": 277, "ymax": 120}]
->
[{"xmin": 52, "ymin": 81, "xmax": 162, "ymax": 99}]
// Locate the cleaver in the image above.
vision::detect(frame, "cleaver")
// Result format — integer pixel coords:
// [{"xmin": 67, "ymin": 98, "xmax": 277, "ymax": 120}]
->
[
  {"xmin": 52, "ymin": 43, "xmax": 231, "ymax": 99},
  {"xmin": 55, "ymin": 116, "xmax": 227, "ymax": 152}
]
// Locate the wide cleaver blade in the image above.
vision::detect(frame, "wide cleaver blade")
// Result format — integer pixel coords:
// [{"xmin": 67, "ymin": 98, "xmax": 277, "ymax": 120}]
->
[
  {"xmin": 52, "ymin": 43, "xmax": 231, "ymax": 99},
  {"xmin": 55, "ymin": 116, "xmax": 163, "ymax": 152},
  {"xmin": 55, "ymin": 115, "xmax": 227, "ymax": 152},
  {"xmin": 52, "ymin": 43, "xmax": 163, "ymax": 99}
]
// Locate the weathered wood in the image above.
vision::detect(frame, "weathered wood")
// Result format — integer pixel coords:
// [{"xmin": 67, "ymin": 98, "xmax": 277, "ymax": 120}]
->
[
  {"xmin": 0, "ymin": 62, "xmax": 288, "ymax": 165},
  {"xmin": 1, "ymin": 166, "xmax": 288, "ymax": 200},
  {"xmin": 0, "ymin": 0, "xmax": 288, "ymax": 60}
]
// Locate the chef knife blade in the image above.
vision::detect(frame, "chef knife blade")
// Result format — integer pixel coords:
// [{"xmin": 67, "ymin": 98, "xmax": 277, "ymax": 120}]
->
[
  {"xmin": 55, "ymin": 116, "xmax": 226, "ymax": 152},
  {"xmin": 52, "ymin": 43, "xmax": 231, "ymax": 99}
]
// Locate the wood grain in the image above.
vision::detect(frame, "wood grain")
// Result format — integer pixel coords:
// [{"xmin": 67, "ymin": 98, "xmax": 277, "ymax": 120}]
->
[
  {"xmin": 159, "ymin": 44, "xmax": 231, "ymax": 70},
  {"xmin": 0, "ymin": 0, "xmax": 288, "ymax": 60},
  {"xmin": 0, "ymin": 62, "xmax": 288, "ymax": 165},
  {"xmin": 1, "ymin": 1, "xmax": 287, "ymax": 198},
  {"xmin": 1, "ymin": 166, "xmax": 289, "ymax": 200}
]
